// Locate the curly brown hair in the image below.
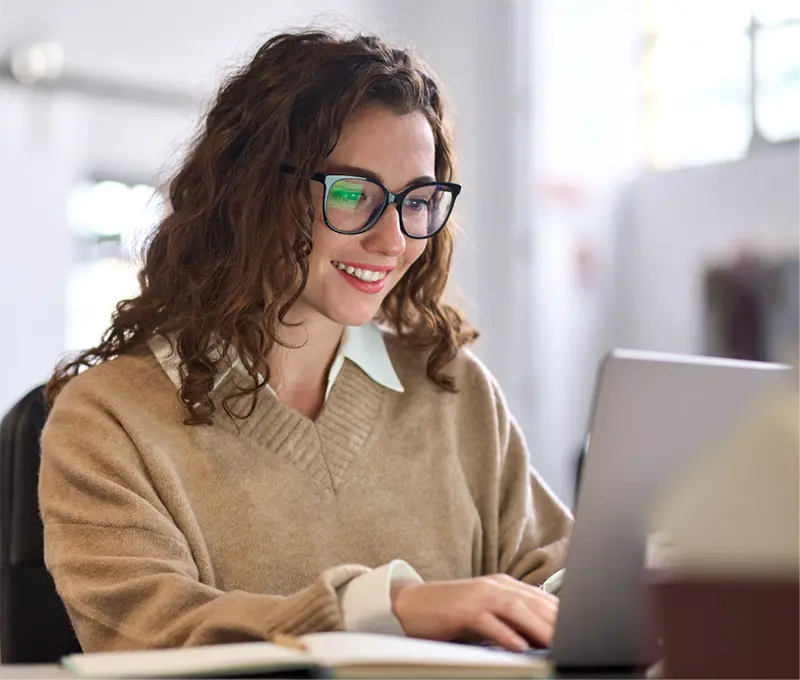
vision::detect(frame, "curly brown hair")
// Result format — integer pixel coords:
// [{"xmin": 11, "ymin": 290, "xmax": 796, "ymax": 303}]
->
[{"xmin": 46, "ymin": 29, "xmax": 478, "ymax": 424}]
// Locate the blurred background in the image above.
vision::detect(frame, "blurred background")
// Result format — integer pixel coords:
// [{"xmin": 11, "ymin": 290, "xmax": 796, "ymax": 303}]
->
[{"xmin": 1, "ymin": 0, "xmax": 798, "ymax": 506}]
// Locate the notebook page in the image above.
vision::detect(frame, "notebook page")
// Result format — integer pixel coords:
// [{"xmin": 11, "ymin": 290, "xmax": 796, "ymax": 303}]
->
[
  {"xmin": 301, "ymin": 632, "xmax": 544, "ymax": 670},
  {"xmin": 62, "ymin": 641, "xmax": 309, "ymax": 678}
]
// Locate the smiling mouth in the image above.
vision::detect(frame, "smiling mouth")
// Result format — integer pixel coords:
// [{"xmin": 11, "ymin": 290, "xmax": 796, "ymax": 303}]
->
[{"xmin": 331, "ymin": 260, "xmax": 390, "ymax": 283}]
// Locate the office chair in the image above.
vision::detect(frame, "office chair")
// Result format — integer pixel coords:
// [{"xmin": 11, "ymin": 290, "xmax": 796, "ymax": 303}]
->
[{"xmin": 0, "ymin": 385, "xmax": 81, "ymax": 663}]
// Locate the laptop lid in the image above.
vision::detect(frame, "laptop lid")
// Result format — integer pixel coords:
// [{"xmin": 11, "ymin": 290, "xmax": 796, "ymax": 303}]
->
[{"xmin": 550, "ymin": 350, "xmax": 791, "ymax": 668}]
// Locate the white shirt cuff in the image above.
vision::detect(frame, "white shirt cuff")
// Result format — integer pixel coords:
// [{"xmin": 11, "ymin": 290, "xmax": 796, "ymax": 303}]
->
[{"xmin": 337, "ymin": 560, "xmax": 423, "ymax": 635}]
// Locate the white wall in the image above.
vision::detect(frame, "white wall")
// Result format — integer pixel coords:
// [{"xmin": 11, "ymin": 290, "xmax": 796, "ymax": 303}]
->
[
  {"xmin": 0, "ymin": 0, "xmax": 368, "ymax": 94},
  {"xmin": 366, "ymin": 2, "xmax": 532, "ymax": 407},
  {"xmin": 1, "ymin": 90, "xmax": 77, "ymax": 411},
  {"xmin": 527, "ymin": 0, "xmax": 641, "ymax": 503},
  {"xmin": 615, "ymin": 146, "xmax": 800, "ymax": 354}
]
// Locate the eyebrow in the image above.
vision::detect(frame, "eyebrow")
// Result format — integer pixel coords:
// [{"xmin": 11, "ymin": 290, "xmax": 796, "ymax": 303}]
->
[{"xmin": 323, "ymin": 163, "xmax": 437, "ymax": 190}]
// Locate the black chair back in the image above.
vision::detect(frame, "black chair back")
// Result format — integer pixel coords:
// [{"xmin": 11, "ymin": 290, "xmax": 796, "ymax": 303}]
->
[{"xmin": 0, "ymin": 385, "xmax": 81, "ymax": 663}]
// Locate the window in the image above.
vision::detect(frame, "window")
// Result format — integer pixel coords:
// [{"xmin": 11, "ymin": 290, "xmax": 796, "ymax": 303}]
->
[
  {"xmin": 642, "ymin": 0, "xmax": 799, "ymax": 169},
  {"xmin": 66, "ymin": 179, "xmax": 163, "ymax": 351}
]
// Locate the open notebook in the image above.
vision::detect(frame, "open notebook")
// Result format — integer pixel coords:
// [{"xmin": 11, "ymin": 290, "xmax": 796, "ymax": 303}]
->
[{"xmin": 61, "ymin": 632, "xmax": 550, "ymax": 679}]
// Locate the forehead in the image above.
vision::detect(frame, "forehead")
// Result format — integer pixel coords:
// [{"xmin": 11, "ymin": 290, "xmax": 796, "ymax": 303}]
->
[{"xmin": 324, "ymin": 106, "xmax": 436, "ymax": 185}]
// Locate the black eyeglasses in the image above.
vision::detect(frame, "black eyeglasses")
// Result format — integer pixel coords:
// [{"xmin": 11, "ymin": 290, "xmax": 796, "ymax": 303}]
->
[{"xmin": 284, "ymin": 166, "xmax": 461, "ymax": 239}]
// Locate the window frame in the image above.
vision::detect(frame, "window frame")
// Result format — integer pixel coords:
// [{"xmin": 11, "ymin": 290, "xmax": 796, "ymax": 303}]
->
[{"xmin": 640, "ymin": 7, "xmax": 800, "ymax": 170}]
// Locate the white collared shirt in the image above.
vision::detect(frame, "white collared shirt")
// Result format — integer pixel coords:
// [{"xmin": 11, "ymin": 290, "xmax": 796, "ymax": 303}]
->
[
  {"xmin": 150, "ymin": 321, "xmax": 405, "ymax": 399},
  {"xmin": 148, "ymin": 322, "xmax": 423, "ymax": 635}
]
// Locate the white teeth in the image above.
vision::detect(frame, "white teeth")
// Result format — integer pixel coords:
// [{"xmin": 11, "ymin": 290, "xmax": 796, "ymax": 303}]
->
[{"xmin": 331, "ymin": 261, "xmax": 388, "ymax": 283}]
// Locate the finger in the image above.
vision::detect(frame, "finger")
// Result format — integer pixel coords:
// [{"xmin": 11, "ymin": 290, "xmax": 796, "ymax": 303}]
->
[
  {"xmin": 488, "ymin": 577, "xmax": 559, "ymax": 626},
  {"xmin": 494, "ymin": 597, "xmax": 556, "ymax": 648},
  {"xmin": 516, "ymin": 589, "xmax": 559, "ymax": 627},
  {"xmin": 488, "ymin": 574, "xmax": 560, "ymax": 606},
  {"xmin": 516, "ymin": 579, "xmax": 561, "ymax": 606},
  {"xmin": 471, "ymin": 611, "xmax": 530, "ymax": 652}
]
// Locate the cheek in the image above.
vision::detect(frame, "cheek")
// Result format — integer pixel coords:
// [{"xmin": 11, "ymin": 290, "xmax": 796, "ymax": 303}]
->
[
  {"xmin": 308, "ymin": 219, "xmax": 341, "ymax": 266},
  {"xmin": 307, "ymin": 191, "xmax": 335, "ymax": 260},
  {"xmin": 402, "ymin": 239, "xmax": 428, "ymax": 271},
  {"xmin": 309, "ymin": 219, "xmax": 327, "ymax": 251}
]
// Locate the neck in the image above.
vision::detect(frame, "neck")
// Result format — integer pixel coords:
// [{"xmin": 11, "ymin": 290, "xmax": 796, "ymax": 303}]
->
[{"xmin": 267, "ymin": 314, "xmax": 345, "ymax": 396}]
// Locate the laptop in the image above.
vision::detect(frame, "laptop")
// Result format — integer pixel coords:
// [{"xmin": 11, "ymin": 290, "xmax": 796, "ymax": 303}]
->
[{"xmin": 545, "ymin": 349, "xmax": 791, "ymax": 670}]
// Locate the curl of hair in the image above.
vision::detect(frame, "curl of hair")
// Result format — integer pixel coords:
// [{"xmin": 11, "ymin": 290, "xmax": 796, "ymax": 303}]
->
[{"xmin": 46, "ymin": 29, "xmax": 478, "ymax": 423}]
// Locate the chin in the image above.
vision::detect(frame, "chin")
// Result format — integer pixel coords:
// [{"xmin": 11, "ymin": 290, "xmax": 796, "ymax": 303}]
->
[
  {"xmin": 301, "ymin": 275, "xmax": 395, "ymax": 326},
  {"xmin": 324, "ymin": 304, "xmax": 382, "ymax": 327},
  {"xmin": 305, "ymin": 287, "xmax": 385, "ymax": 326}
]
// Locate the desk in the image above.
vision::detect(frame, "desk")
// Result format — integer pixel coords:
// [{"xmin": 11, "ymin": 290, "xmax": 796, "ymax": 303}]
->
[{"xmin": 0, "ymin": 664, "xmax": 647, "ymax": 679}]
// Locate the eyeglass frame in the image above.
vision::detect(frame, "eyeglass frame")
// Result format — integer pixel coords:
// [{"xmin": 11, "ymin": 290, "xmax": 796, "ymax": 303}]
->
[{"xmin": 292, "ymin": 167, "xmax": 461, "ymax": 239}]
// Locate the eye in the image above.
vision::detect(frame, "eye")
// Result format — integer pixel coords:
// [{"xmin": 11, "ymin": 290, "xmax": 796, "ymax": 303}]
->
[{"xmin": 405, "ymin": 197, "xmax": 430, "ymax": 212}]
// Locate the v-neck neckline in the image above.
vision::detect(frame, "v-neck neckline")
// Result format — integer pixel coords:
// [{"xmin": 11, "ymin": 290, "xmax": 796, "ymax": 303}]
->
[{"xmin": 212, "ymin": 359, "xmax": 388, "ymax": 494}]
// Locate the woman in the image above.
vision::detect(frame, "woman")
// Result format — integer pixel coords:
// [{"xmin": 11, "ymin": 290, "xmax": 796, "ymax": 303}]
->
[{"xmin": 40, "ymin": 29, "xmax": 572, "ymax": 654}]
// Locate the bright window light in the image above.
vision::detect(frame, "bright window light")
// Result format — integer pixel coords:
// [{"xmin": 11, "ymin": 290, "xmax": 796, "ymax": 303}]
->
[
  {"xmin": 642, "ymin": 1, "xmax": 799, "ymax": 169},
  {"xmin": 65, "ymin": 179, "xmax": 164, "ymax": 351}
]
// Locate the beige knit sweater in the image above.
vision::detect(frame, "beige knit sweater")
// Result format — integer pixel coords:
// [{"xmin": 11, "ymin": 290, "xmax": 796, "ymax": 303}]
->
[{"xmin": 39, "ymin": 335, "xmax": 573, "ymax": 652}]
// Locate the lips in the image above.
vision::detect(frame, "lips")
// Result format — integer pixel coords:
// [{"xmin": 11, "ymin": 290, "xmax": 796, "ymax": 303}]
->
[
  {"xmin": 331, "ymin": 260, "xmax": 390, "ymax": 294},
  {"xmin": 330, "ymin": 260, "xmax": 392, "ymax": 282}
]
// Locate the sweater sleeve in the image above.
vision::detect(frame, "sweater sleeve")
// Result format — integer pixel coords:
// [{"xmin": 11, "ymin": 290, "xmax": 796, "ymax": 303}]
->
[
  {"xmin": 38, "ymin": 379, "xmax": 369, "ymax": 653},
  {"xmin": 491, "ymin": 382, "xmax": 574, "ymax": 586}
]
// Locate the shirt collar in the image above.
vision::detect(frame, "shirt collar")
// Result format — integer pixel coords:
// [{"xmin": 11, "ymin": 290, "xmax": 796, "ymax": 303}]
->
[
  {"xmin": 326, "ymin": 322, "xmax": 405, "ymax": 398},
  {"xmin": 149, "ymin": 321, "xmax": 405, "ymax": 397}
]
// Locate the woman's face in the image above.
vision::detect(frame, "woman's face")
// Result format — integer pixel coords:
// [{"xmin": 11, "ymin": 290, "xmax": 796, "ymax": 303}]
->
[{"xmin": 296, "ymin": 105, "xmax": 435, "ymax": 328}]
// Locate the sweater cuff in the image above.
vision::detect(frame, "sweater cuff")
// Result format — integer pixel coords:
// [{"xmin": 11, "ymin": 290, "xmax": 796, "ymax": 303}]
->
[
  {"xmin": 541, "ymin": 568, "xmax": 566, "ymax": 596},
  {"xmin": 337, "ymin": 560, "xmax": 423, "ymax": 635}
]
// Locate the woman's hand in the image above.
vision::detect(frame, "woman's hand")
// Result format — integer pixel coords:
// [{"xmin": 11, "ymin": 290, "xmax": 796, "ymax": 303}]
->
[{"xmin": 391, "ymin": 574, "xmax": 559, "ymax": 652}]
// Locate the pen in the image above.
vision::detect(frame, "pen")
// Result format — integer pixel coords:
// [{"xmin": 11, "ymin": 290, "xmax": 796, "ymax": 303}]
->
[{"xmin": 272, "ymin": 634, "xmax": 309, "ymax": 652}]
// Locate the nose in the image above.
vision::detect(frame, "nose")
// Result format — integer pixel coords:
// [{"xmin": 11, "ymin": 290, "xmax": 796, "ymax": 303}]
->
[{"xmin": 362, "ymin": 203, "xmax": 406, "ymax": 258}]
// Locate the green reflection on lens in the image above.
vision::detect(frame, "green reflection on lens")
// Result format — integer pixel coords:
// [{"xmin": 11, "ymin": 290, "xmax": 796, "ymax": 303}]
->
[{"xmin": 328, "ymin": 181, "xmax": 364, "ymax": 211}]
